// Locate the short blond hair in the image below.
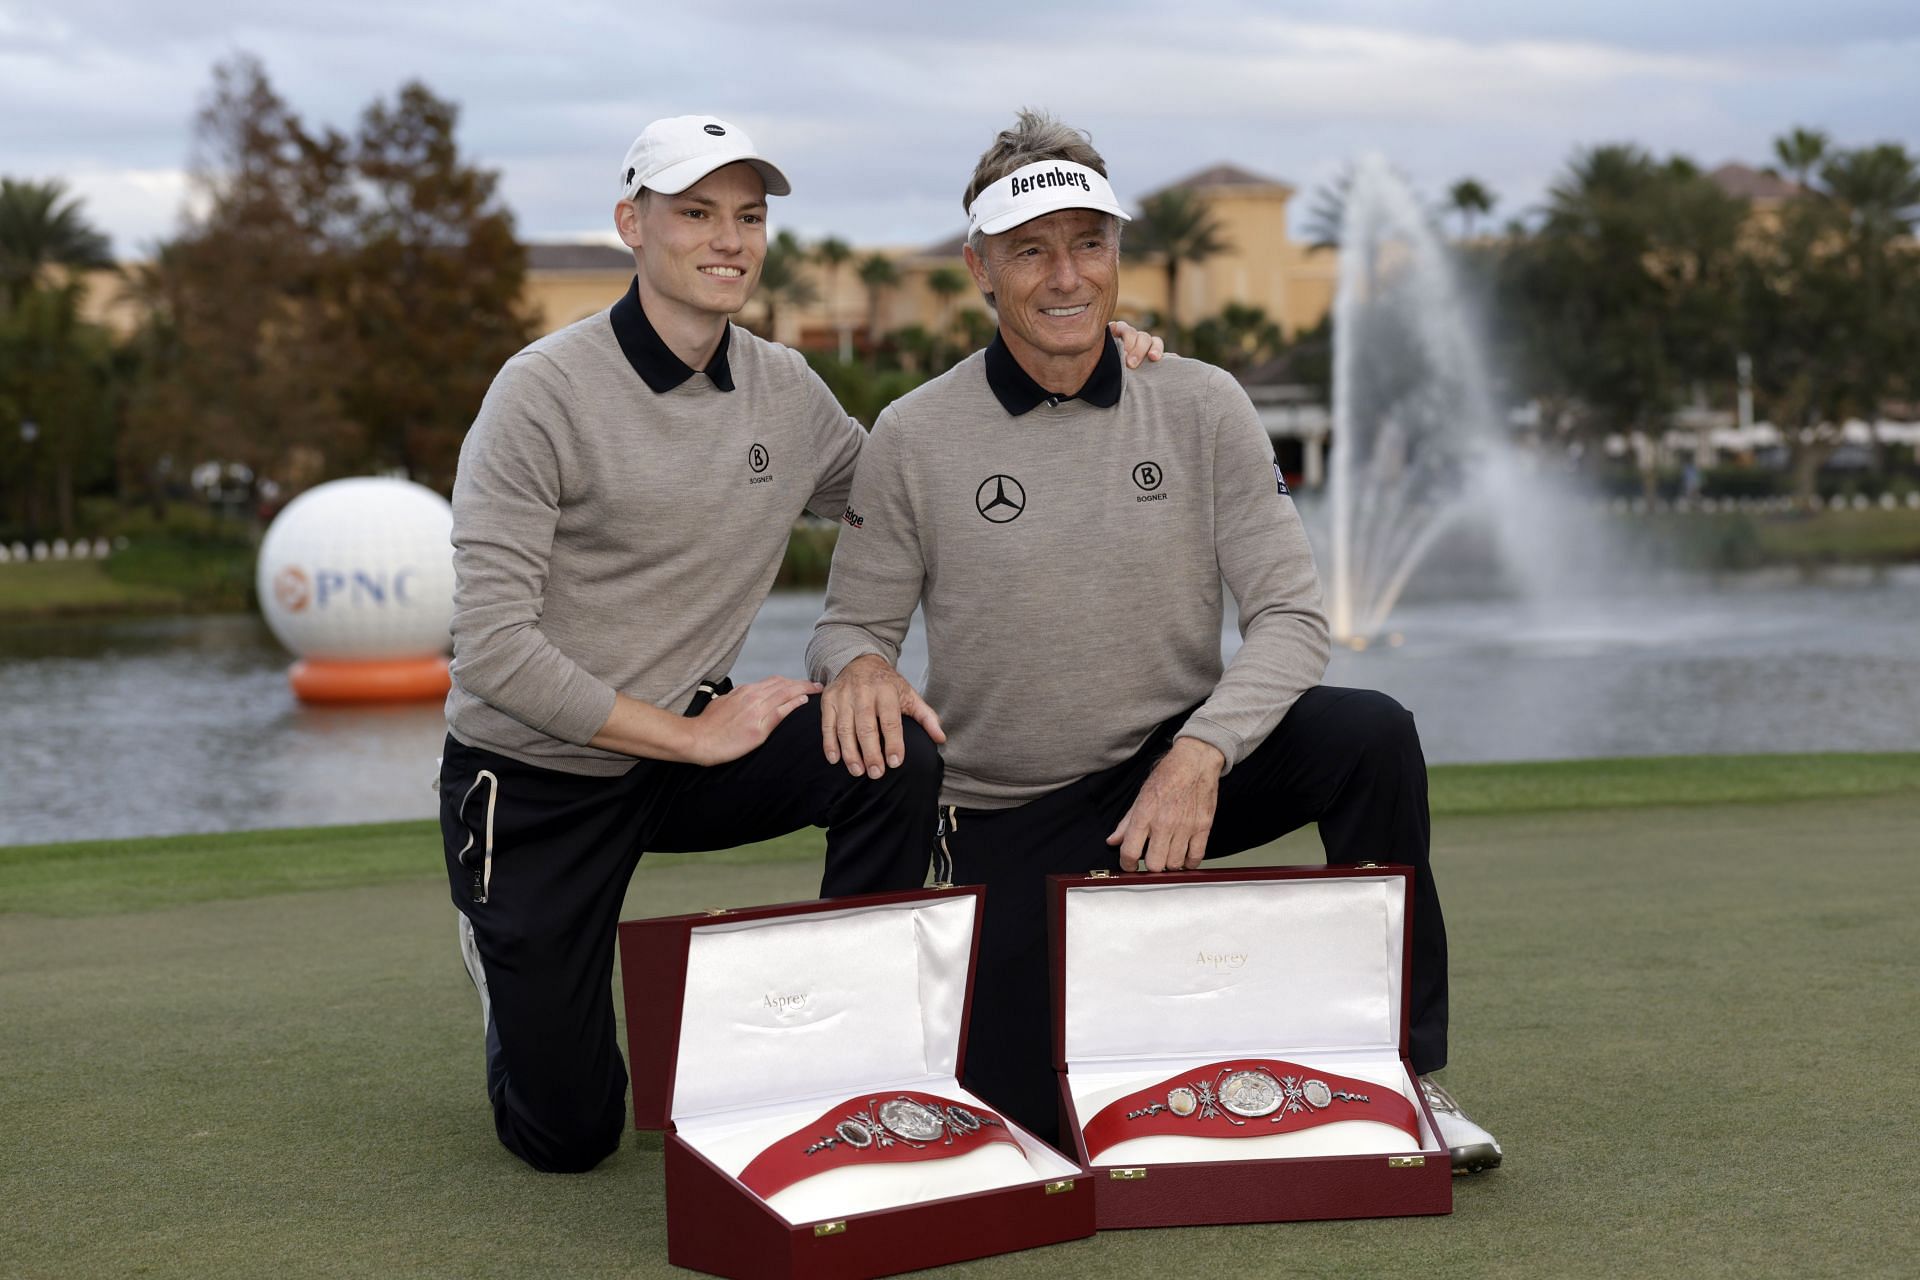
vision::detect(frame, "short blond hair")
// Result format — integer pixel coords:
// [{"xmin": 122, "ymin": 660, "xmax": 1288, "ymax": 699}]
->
[
  {"xmin": 963, "ymin": 109, "xmax": 1108, "ymax": 205},
  {"xmin": 964, "ymin": 109, "xmax": 1112, "ymax": 255}
]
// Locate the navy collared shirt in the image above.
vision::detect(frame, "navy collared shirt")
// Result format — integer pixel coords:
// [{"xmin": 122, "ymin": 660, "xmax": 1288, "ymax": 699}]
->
[
  {"xmin": 609, "ymin": 276, "xmax": 735, "ymax": 393},
  {"xmin": 982, "ymin": 331, "xmax": 1123, "ymax": 416}
]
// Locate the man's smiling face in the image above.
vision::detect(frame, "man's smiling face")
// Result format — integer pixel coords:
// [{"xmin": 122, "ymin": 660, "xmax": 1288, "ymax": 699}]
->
[
  {"xmin": 629, "ymin": 161, "xmax": 768, "ymax": 321},
  {"xmin": 966, "ymin": 208, "xmax": 1120, "ymax": 369}
]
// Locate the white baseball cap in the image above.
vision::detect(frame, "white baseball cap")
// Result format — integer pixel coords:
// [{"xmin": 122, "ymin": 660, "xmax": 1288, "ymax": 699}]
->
[
  {"xmin": 966, "ymin": 159, "xmax": 1131, "ymax": 238},
  {"xmin": 618, "ymin": 115, "xmax": 792, "ymax": 201}
]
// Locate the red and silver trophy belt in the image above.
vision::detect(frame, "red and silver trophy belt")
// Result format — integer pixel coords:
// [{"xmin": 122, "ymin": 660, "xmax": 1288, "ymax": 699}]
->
[
  {"xmin": 738, "ymin": 1090, "xmax": 1020, "ymax": 1199},
  {"xmin": 1080, "ymin": 1059, "xmax": 1421, "ymax": 1160}
]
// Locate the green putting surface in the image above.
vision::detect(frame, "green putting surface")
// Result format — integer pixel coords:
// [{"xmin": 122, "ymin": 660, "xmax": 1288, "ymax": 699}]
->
[{"xmin": 4, "ymin": 773, "xmax": 1917, "ymax": 1277}]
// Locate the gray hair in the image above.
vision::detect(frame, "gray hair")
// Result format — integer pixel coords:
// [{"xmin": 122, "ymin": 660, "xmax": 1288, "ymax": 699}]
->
[{"xmin": 963, "ymin": 108, "xmax": 1114, "ymax": 259}]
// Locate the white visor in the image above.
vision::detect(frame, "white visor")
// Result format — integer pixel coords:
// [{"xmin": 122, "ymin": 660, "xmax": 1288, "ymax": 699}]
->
[{"xmin": 966, "ymin": 160, "xmax": 1131, "ymax": 239}]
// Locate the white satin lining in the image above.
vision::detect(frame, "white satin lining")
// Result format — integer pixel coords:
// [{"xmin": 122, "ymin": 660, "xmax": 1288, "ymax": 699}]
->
[
  {"xmin": 1062, "ymin": 876, "xmax": 1406, "ymax": 1064},
  {"xmin": 1066, "ymin": 1052, "xmax": 1441, "ymax": 1165},
  {"xmin": 674, "ymin": 896, "xmax": 976, "ymax": 1120},
  {"xmin": 676, "ymin": 1077, "xmax": 1077, "ymax": 1226}
]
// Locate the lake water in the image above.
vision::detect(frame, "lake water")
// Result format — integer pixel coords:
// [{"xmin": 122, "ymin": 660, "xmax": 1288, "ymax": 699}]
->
[{"xmin": 3, "ymin": 566, "xmax": 1917, "ymax": 846}]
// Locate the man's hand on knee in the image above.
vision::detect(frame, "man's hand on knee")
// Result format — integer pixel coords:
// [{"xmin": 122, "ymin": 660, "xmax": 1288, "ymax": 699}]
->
[
  {"xmin": 820, "ymin": 654, "xmax": 946, "ymax": 779},
  {"xmin": 686, "ymin": 676, "xmax": 820, "ymax": 766},
  {"xmin": 1107, "ymin": 738, "xmax": 1225, "ymax": 872}
]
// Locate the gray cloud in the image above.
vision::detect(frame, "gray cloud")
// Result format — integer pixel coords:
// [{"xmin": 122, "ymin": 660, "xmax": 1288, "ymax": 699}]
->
[{"xmin": 1, "ymin": 0, "xmax": 1914, "ymax": 256}]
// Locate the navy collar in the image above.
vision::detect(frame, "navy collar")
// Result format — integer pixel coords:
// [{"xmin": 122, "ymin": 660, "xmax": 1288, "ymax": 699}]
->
[
  {"xmin": 609, "ymin": 277, "xmax": 735, "ymax": 393},
  {"xmin": 983, "ymin": 331, "xmax": 1122, "ymax": 416}
]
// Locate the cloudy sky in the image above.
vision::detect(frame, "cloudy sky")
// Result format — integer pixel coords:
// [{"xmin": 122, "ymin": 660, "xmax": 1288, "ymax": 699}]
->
[{"xmin": 4, "ymin": 0, "xmax": 1916, "ymax": 257}]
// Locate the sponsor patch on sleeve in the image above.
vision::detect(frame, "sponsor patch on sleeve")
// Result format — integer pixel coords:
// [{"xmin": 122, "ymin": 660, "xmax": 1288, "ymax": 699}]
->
[
  {"xmin": 1273, "ymin": 461, "xmax": 1290, "ymax": 496},
  {"xmin": 841, "ymin": 505, "xmax": 865, "ymax": 529}
]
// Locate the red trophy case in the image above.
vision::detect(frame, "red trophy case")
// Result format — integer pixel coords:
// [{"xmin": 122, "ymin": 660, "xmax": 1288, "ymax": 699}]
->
[
  {"xmin": 619, "ymin": 887, "xmax": 1092, "ymax": 1279},
  {"xmin": 1049, "ymin": 866, "xmax": 1452, "ymax": 1229}
]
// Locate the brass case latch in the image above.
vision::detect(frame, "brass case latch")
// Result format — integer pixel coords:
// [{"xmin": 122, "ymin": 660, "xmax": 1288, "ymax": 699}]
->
[
  {"xmin": 812, "ymin": 1221, "xmax": 847, "ymax": 1237},
  {"xmin": 1388, "ymin": 1155, "xmax": 1426, "ymax": 1169},
  {"xmin": 1044, "ymin": 1179, "xmax": 1076, "ymax": 1195},
  {"xmin": 1108, "ymin": 1167, "xmax": 1147, "ymax": 1181}
]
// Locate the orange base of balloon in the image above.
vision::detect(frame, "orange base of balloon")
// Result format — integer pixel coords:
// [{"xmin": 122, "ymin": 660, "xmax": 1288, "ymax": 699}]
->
[{"xmin": 288, "ymin": 656, "xmax": 451, "ymax": 705}]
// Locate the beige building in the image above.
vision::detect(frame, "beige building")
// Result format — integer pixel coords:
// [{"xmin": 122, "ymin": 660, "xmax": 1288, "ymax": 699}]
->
[{"xmin": 522, "ymin": 162, "xmax": 1338, "ymax": 349}]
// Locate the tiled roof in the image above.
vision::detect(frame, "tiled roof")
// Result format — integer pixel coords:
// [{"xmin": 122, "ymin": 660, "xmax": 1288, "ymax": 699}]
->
[
  {"xmin": 1141, "ymin": 163, "xmax": 1292, "ymax": 200},
  {"xmin": 1708, "ymin": 163, "xmax": 1803, "ymax": 202},
  {"xmin": 526, "ymin": 243, "xmax": 633, "ymax": 271}
]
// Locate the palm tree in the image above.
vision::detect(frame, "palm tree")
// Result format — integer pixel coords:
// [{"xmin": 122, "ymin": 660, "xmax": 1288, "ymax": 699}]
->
[
  {"xmin": 1130, "ymin": 188, "xmax": 1231, "ymax": 333},
  {"xmin": 756, "ymin": 230, "xmax": 817, "ymax": 341},
  {"xmin": 857, "ymin": 253, "xmax": 898, "ymax": 361},
  {"xmin": 1819, "ymin": 143, "xmax": 1920, "ymax": 247},
  {"xmin": 1818, "ymin": 142, "xmax": 1920, "ymax": 468},
  {"xmin": 0, "ymin": 179, "xmax": 114, "ymax": 310},
  {"xmin": 925, "ymin": 266, "xmax": 967, "ymax": 336},
  {"xmin": 1772, "ymin": 126, "xmax": 1830, "ymax": 190},
  {"xmin": 1303, "ymin": 167, "xmax": 1354, "ymax": 250},
  {"xmin": 814, "ymin": 235, "xmax": 853, "ymax": 360},
  {"xmin": 1447, "ymin": 178, "xmax": 1496, "ymax": 240}
]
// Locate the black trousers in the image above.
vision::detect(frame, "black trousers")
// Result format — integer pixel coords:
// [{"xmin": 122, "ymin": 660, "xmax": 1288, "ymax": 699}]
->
[
  {"xmin": 438, "ymin": 695, "xmax": 943, "ymax": 1174},
  {"xmin": 945, "ymin": 685, "xmax": 1446, "ymax": 1148}
]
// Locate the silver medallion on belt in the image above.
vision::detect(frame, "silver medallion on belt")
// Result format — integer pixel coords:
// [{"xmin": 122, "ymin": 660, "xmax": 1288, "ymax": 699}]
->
[
  {"xmin": 804, "ymin": 1097, "xmax": 1002, "ymax": 1155},
  {"xmin": 1127, "ymin": 1069, "xmax": 1370, "ymax": 1127}
]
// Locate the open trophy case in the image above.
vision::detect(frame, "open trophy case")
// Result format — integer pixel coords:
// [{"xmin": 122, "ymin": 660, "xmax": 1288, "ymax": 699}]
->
[
  {"xmin": 1049, "ymin": 865, "xmax": 1452, "ymax": 1229},
  {"xmin": 618, "ymin": 887, "xmax": 1092, "ymax": 1279}
]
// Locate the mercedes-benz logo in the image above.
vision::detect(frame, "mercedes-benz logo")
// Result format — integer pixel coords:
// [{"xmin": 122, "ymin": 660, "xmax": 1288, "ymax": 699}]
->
[
  {"xmin": 1132, "ymin": 461, "xmax": 1163, "ymax": 491},
  {"xmin": 975, "ymin": 474, "xmax": 1025, "ymax": 523},
  {"xmin": 748, "ymin": 443, "xmax": 769, "ymax": 474}
]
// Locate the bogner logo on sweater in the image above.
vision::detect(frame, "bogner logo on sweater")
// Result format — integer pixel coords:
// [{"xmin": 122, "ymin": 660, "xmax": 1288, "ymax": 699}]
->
[
  {"xmin": 747, "ymin": 442, "xmax": 773, "ymax": 485},
  {"xmin": 1133, "ymin": 460, "xmax": 1168, "ymax": 504},
  {"xmin": 1133, "ymin": 460, "xmax": 1168, "ymax": 503}
]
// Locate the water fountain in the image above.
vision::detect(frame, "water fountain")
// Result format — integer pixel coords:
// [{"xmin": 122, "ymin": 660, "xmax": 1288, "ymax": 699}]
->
[{"xmin": 1325, "ymin": 154, "xmax": 1515, "ymax": 644}]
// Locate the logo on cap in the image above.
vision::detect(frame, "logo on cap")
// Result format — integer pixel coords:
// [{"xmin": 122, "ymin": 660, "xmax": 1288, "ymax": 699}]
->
[{"xmin": 704, "ymin": 124, "xmax": 726, "ymax": 136}]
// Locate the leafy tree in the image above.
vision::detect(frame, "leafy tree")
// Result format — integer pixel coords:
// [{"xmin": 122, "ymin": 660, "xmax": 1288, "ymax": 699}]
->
[
  {"xmin": 1129, "ymin": 187, "xmax": 1231, "ymax": 333},
  {"xmin": 124, "ymin": 56, "xmax": 533, "ymax": 500},
  {"xmin": 1303, "ymin": 167, "xmax": 1353, "ymax": 249},
  {"xmin": 1741, "ymin": 138, "xmax": 1920, "ymax": 492},
  {"xmin": 0, "ymin": 178, "xmax": 114, "ymax": 311},
  {"xmin": 956, "ymin": 307, "xmax": 996, "ymax": 351},
  {"xmin": 0, "ymin": 180, "xmax": 118, "ymax": 537},
  {"xmin": 1497, "ymin": 144, "xmax": 1746, "ymax": 492},
  {"xmin": 1446, "ymin": 178, "xmax": 1496, "ymax": 240},
  {"xmin": 122, "ymin": 56, "xmax": 356, "ymax": 513},
  {"xmin": 857, "ymin": 253, "xmax": 897, "ymax": 364},
  {"xmin": 1771, "ymin": 126, "xmax": 1829, "ymax": 189},
  {"xmin": 925, "ymin": 265, "xmax": 967, "ymax": 335},
  {"xmin": 814, "ymin": 235, "xmax": 853, "ymax": 358},
  {"xmin": 344, "ymin": 80, "xmax": 534, "ymax": 487},
  {"xmin": 755, "ymin": 229, "xmax": 817, "ymax": 343},
  {"xmin": 0, "ymin": 281, "xmax": 118, "ymax": 538},
  {"xmin": 1189, "ymin": 302, "xmax": 1283, "ymax": 373}
]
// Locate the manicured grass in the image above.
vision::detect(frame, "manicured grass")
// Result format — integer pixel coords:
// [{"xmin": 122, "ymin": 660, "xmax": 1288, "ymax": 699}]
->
[
  {"xmin": 4, "ymin": 790, "xmax": 1916, "ymax": 1277},
  {"xmin": 1430, "ymin": 751, "xmax": 1920, "ymax": 815},
  {"xmin": 0, "ymin": 538, "xmax": 255, "ymax": 620},
  {"xmin": 1753, "ymin": 506, "xmax": 1920, "ymax": 561},
  {"xmin": 0, "ymin": 559, "xmax": 185, "ymax": 617},
  {"xmin": 5, "ymin": 753, "xmax": 1913, "ymax": 918},
  {"xmin": 1628, "ymin": 506, "xmax": 1920, "ymax": 569}
]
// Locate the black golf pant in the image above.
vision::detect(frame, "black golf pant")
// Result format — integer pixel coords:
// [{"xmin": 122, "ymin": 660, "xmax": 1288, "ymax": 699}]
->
[
  {"xmin": 946, "ymin": 685, "xmax": 1445, "ymax": 1149},
  {"xmin": 438, "ymin": 695, "xmax": 943, "ymax": 1174}
]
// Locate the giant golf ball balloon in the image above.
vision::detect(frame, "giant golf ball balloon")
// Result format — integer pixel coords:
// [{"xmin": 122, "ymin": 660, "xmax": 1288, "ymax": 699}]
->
[{"xmin": 256, "ymin": 478, "xmax": 455, "ymax": 661}]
